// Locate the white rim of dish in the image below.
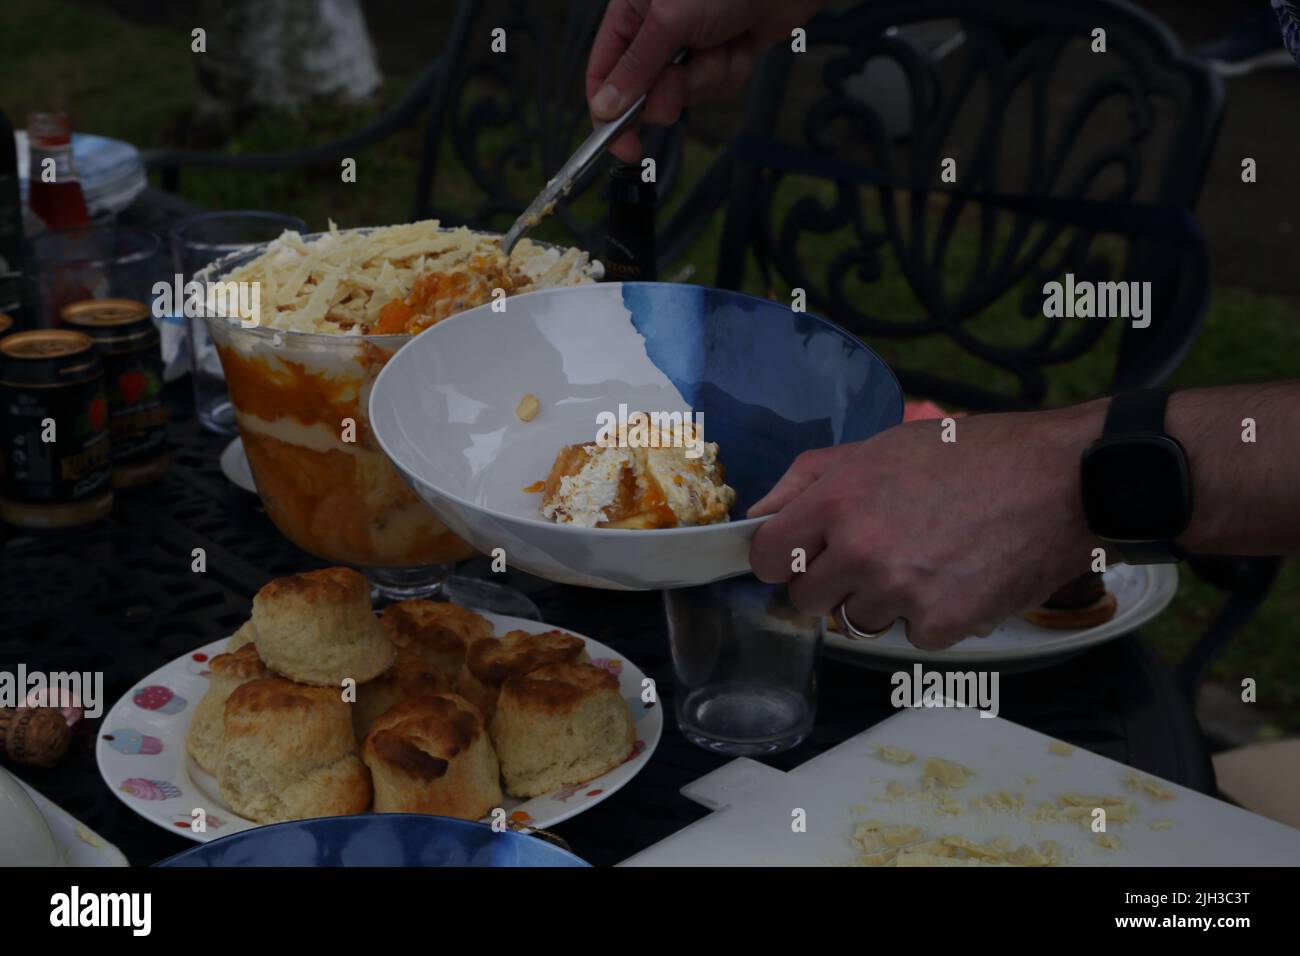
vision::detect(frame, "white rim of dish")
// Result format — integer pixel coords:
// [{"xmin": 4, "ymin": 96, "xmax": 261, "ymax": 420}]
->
[
  {"xmin": 219, "ymin": 437, "xmax": 256, "ymax": 494},
  {"xmin": 824, "ymin": 564, "xmax": 1179, "ymax": 664}
]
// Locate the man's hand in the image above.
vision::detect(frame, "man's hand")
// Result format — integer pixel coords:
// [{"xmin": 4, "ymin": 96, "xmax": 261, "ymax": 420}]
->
[
  {"xmin": 586, "ymin": 0, "xmax": 825, "ymax": 162},
  {"xmin": 748, "ymin": 404, "xmax": 1106, "ymax": 649}
]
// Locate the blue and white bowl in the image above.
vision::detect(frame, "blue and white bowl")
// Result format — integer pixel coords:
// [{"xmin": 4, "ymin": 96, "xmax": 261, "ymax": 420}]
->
[
  {"xmin": 156, "ymin": 814, "xmax": 588, "ymax": 867},
  {"xmin": 370, "ymin": 282, "xmax": 902, "ymax": 590}
]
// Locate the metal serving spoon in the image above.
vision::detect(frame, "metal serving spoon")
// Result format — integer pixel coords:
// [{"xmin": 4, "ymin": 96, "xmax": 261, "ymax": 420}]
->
[{"xmin": 501, "ymin": 48, "xmax": 691, "ymax": 256}]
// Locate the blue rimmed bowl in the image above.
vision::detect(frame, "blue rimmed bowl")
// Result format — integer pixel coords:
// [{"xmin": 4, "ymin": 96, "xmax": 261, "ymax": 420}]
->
[
  {"xmin": 156, "ymin": 814, "xmax": 588, "ymax": 867},
  {"xmin": 370, "ymin": 282, "xmax": 902, "ymax": 590}
]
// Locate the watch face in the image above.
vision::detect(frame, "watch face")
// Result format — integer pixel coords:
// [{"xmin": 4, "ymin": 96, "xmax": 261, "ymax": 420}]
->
[{"xmin": 1081, "ymin": 436, "xmax": 1191, "ymax": 540}]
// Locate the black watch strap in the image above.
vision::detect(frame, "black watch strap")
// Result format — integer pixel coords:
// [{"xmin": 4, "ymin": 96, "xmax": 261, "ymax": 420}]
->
[
  {"xmin": 1110, "ymin": 537, "xmax": 1187, "ymax": 565},
  {"xmin": 1103, "ymin": 388, "xmax": 1170, "ymax": 438},
  {"xmin": 1099, "ymin": 389, "xmax": 1188, "ymax": 564}
]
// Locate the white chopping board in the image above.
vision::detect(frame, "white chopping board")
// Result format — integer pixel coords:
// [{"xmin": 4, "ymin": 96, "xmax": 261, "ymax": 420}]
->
[{"xmin": 621, "ymin": 708, "xmax": 1300, "ymax": 866}]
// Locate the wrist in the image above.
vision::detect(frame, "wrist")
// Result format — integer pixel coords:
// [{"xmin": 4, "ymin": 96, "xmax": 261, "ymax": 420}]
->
[{"xmin": 1031, "ymin": 399, "xmax": 1110, "ymax": 564}]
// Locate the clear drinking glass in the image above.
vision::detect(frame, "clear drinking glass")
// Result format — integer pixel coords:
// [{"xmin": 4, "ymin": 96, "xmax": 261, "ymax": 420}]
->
[
  {"xmin": 664, "ymin": 577, "xmax": 823, "ymax": 755},
  {"xmin": 32, "ymin": 225, "xmax": 163, "ymax": 326},
  {"xmin": 168, "ymin": 212, "xmax": 307, "ymax": 434}
]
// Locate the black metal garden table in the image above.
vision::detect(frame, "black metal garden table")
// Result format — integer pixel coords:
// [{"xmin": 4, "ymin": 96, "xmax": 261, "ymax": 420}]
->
[{"xmin": 0, "ymin": 386, "xmax": 1215, "ymax": 867}]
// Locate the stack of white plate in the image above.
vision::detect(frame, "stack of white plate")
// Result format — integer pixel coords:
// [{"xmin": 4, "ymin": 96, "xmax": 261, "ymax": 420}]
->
[{"xmin": 15, "ymin": 130, "xmax": 148, "ymax": 220}]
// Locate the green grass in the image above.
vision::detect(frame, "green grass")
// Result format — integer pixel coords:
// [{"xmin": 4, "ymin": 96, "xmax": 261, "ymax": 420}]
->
[
  {"xmin": 0, "ymin": 0, "xmax": 196, "ymax": 149},
  {"xmin": 5, "ymin": 0, "xmax": 1295, "ymax": 733}
]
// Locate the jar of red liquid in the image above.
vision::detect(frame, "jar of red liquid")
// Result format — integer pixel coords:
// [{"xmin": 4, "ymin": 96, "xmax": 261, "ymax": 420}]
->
[{"xmin": 26, "ymin": 113, "xmax": 90, "ymax": 232}]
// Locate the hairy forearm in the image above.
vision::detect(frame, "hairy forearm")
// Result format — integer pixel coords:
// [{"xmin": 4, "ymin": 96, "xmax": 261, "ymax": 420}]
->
[
  {"xmin": 1049, "ymin": 382, "xmax": 1300, "ymax": 557},
  {"xmin": 1169, "ymin": 381, "xmax": 1300, "ymax": 554}
]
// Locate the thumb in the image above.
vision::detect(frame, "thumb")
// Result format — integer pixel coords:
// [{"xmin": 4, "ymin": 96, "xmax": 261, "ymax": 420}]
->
[{"xmin": 590, "ymin": 10, "xmax": 683, "ymax": 120}]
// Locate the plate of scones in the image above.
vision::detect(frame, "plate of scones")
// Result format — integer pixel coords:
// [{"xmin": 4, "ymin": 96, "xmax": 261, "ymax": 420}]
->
[{"xmin": 96, "ymin": 566, "xmax": 661, "ymax": 842}]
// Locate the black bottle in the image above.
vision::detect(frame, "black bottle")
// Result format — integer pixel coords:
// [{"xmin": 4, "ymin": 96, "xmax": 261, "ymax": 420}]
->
[{"xmin": 603, "ymin": 162, "xmax": 656, "ymax": 282}]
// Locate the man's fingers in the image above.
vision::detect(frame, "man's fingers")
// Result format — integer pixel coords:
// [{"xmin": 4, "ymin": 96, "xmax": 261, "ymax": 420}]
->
[
  {"xmin": 683, "ymin": 39, "xmax": 756, "ymax": 106},
  {"xmin": 747, "ymin": 446, "xmax": 842, "ymax": 517},
  {"xmin": 789, "ymin": 549, "xmax": 863, "ymax": 617},
  {"xmin": 842, "ymin": 592, "xmax": 904, "ymax": 637},
  {"xmin": 749, "ymin": 496, "xmax": 827, "ymax": 584},
  {"xmin": 903, "ymin": 619, "xmax": 966, "ymax": 652},
  {"xmin": 682, "ymin": 45, "xmax": 729, "ymax": 104},
  {"xmin": 640, "ymin": 64, "xmax": 687, "ymax": 127},
  {"xmin": 605, "ymin": 128, "xmax": 642, "ymax": 164},
  {"xmin": 586, "ymin": 0, "xmax": 640, "ymax": 102},
  {"xmin": 589, "ymin": 2, "xmax": 683, "ymax": 121}
]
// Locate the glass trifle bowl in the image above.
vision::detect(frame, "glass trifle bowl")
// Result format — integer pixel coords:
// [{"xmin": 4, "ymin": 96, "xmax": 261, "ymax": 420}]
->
[{"xmin": 195, "ymin": 222, "xmax": 601, "ymax": 602}]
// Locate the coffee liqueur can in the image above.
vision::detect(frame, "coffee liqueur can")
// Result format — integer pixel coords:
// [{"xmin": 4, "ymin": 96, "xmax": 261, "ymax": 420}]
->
[
  {"xmin": 0, "ymin": 329, "xmax": 113, "ymax": 529},
  {"xmin": 60, "ymin": 298, "xmax": 167, "ymax": 487}
]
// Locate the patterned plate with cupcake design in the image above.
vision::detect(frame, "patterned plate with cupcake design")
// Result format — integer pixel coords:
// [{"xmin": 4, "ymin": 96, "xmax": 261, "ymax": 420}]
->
[{"xmin": 96, "ymin": 612, "xmax": 662, "ymax": 844}]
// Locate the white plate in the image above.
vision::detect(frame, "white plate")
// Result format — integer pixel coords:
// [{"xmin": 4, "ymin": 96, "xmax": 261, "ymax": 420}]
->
[
  {"xmin": 96, "ymin": 612, "xmax": 662, "ymax": 843},
  {"xmin": 0, "ymin": 765, "xmax": 61, "ymax": 867},
  {"xmin": 825, "ymin": 564, "xmax": 1178, "ymax": 670},
  {"xmin": 219, "ymin": 437, "xmax": 256, "ymax": 494},
  {"xmin": 13, "ymin": 776, "xmax": 129, "ymax": 867}
]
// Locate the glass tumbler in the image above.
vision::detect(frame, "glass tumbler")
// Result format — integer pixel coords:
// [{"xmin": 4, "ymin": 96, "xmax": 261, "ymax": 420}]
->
[
  {"xmin": 32, "ymin": 225, "xmax": 163, "ymax": 326},
  {"xmin": 168, "ymin": 211, "xmax": 306, "ymax": 434},
  {"xmin": 664, "ymin": 577, "xmax": 823, "ymax": 755}
]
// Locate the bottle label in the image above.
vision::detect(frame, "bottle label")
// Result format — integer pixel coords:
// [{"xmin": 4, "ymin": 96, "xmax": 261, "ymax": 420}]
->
[{"xmin": 1, "ymin": 375, "xmax": 112, "ymax": 504}]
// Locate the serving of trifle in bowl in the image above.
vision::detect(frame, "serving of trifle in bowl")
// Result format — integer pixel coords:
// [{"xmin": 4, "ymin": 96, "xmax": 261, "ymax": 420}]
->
[{"xmin": 197, "ymin": 220, "xmax": 601, "ymax": 600}]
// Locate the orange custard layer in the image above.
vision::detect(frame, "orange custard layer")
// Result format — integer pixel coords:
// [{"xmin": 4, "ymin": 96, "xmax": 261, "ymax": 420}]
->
[{"xmin": 219, "ymin": 346, "xmax": 478, "ymax": 566}]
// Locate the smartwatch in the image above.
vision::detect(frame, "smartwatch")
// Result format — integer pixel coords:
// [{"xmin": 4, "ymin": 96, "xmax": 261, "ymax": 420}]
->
[{"xmin": 1079, "ymin": 389, "xmax": 1192, "ymax": 565}]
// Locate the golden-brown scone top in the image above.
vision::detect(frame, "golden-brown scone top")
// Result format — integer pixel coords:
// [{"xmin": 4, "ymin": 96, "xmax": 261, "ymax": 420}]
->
[
  {"xmin": 223, "ymin": 675, "xmax": 344, "ymax": 718},
  {"xmin": 256, "ymin": 564, "xmax": 370, "ymax": 605},
  {"xmin": 362, "ymin": 693, "xmax": 502, "ymax": 819},
  {"xmin": 210, "ymin": 642, "xmax": 268, "ymax": 681},
  {"xmin": 380, "ymin": 600, "xmax": 493, "ymax": 678},
  {"xmin": 464, "ymin": 630, "xmax": 586, "ymax": 686},
  {"xmin": 352, "ymin": 658, "xmax": 452, "ymax": 742},
  {"xmin": 364, "ymin": 695, "xmax": 487, "ymax": 780},
  {"xmin": 250, "ymin": 566, "xmax": 395, "ymax": 687},
  {"xmin": 490, "ymin": 660, "xmax": 635, "ymax": 799},
  {"xmin": 499, "ymin": 660, "xmax": 618, "ymax": 711},
  {"xmin": 375, "ymin": 658, "xmax": 449, "ymax": 699},
  {"xmin": 457, "ymin": 629, "xmax": 588, "ymax": 724}
]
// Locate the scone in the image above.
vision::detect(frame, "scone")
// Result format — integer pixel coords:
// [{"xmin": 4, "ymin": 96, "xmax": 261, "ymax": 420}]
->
[
  {"xmin": 186, "ymin": 642, "xmax": 269, "ymax": 774},
  {"xmin": 218, "ymin": 677, "xmax": 371, "ymax": 823},
  {"xmin": 490, "ymin": 661, "xmax": 635, "ymax": 798},
  {"xmin": 251, "ymin": 567, "xmax": 395, "ymax": 686},
  {"xmin": 362, "ymin": 694, "xmax": 502, "ymax": 819},
  {"xmin": 457, "ymin": 629, "xmax": 588, "ymax": 724},
  {"xmin": 226, "ymin": 619, "xmax": 257, "ymax": 652},
  {"xmin": 379, "ymin": 600, "xmax": 493, "ymax": 684},
  {"xmin": 352, "ymin": 658, "xmax": 450, "ymax": 742}
]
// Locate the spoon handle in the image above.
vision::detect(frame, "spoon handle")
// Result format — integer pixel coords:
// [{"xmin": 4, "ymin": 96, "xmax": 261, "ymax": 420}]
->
[{"xmin": 502, "ymin": 48, "xmax": 691, "ymax": 256}]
